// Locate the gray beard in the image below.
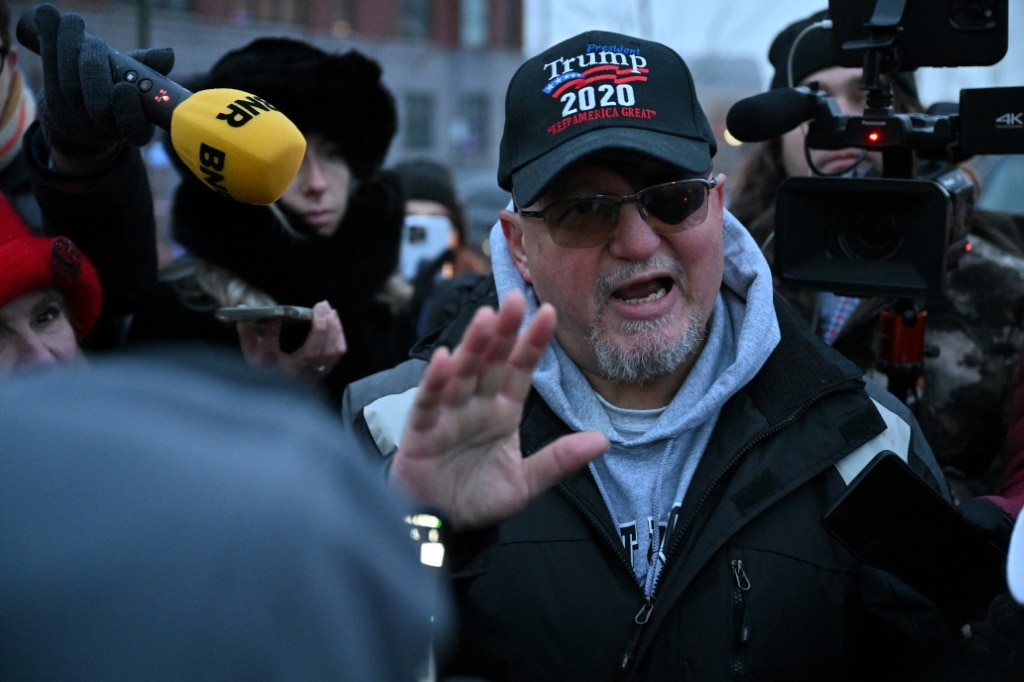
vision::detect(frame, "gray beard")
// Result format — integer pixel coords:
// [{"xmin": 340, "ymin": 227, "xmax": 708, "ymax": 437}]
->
[
  {"xmin": 587, "ymin": 256, "xmax": 707, "ymax": 385},
  {"xmin": 589, "ymin": 306, "xmax": 706, "ymax": 384}
]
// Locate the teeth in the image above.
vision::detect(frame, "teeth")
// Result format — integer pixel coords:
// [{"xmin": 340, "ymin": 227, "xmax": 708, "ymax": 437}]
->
[{"xmin": 622, "ymin": 287, "xmax": 667, "ymax": 304}]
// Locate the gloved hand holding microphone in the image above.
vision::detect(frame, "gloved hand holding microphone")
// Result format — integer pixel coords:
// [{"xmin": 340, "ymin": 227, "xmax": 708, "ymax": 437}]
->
[{"xmin": 19, "ymin": 3, "xmax": 306, "ymax": 205}]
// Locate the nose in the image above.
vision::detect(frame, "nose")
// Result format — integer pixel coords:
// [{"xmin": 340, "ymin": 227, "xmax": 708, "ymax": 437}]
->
[
  {"xmin": 298, "ymin": 152, "xmax": 329, "ymax": 194},
  {"xmin": 835, "ymin": 94, "xmax": 861, "ymax": 116},
  {"xmin": 608, "ymin": 201, "xmax": 661, "ymax": 258}
]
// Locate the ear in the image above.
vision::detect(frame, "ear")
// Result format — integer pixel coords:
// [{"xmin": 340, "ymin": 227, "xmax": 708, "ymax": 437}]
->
[
  {"xmin": 499, "ymin": 209, "xmax": 533, "ymax": 284},
  {"xmin": 6, "ymin": 48, "xmax": 17, "ymax": 70},
  {"xmin": 712, "ymin": 173, "xmax": 727, "ymax": 217}
]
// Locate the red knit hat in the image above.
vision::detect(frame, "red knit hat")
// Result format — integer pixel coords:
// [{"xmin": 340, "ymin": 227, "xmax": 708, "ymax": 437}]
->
[{"xmin": 0, "ymin": 194, "xmax": 102, "ymax": 338}]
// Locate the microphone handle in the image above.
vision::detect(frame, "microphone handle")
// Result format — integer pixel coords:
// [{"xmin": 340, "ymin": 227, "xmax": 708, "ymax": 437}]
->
[{"xmin": 16, "ymin": 9, "xmax": 192, "ymax": 130}]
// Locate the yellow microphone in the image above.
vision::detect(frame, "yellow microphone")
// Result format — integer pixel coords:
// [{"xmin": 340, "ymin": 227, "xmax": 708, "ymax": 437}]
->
[
  {"xmin": 17, "ymin": 6, "xmax": 305, "ymax": 205},
  {"xmin": 168, "ymin": 89, "xmax": 305, "ymax": 205}
]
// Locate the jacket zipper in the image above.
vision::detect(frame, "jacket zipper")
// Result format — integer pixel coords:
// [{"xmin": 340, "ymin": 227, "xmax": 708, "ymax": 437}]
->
[
  {"xmin": 615, "ymin": 382, "xmax": 856, "ymax": 674},
  {"xmin": 730, "ymin": 558, "xmax": 751, "ymax": 678},
  {"xmin": 619, "ymin": 598, "xmax": 655, "ymax": 669}
]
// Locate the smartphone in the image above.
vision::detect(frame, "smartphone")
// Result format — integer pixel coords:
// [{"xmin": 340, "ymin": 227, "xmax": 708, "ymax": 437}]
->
[
  {"xmin": 399, "ymin": 214, "xmax": 453, "ymax": 280},
  {"xmin": 214, "ymin": 305, "xmax": 314, "ymax": 324},
  {"xmin": 215, "ymin": 305, "xmax": 313, "ymax": 353},
  {"xmin": 823, "ymin": 451, "xmax": 1007, "ymax": 626}
]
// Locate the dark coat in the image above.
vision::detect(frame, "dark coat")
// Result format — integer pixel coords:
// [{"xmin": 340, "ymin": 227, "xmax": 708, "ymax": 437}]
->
[{"xmin": 343, "ymin": 279, "xmax": 961, "ymax": 681}]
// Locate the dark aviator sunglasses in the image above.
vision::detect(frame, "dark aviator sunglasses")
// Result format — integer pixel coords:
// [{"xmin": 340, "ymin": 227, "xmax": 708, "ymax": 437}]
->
[{"xmin": 515, "ymin": 177, "xmax": 718, "ymax": 248}]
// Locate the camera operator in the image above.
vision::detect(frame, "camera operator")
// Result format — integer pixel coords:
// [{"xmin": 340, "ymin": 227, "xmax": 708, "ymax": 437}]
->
[{"xmin": 730, "ymin": 8, "xmax": 1024, "ymax": 511}]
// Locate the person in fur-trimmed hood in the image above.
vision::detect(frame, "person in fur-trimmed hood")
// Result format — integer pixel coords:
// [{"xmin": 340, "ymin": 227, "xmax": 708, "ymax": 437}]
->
[
  {"xmin": 146, "ymin": 36, "xmax": 417, "ymax": 399},
  {"xmin": 22, "ymin": 4, "xmax": 416, "ymax": 403}
]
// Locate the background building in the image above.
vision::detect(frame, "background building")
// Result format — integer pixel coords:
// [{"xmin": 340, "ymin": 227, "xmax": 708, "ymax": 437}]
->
[{"xmin": 9, "ymin": 1, "xmax": 1021, "ymax": 247}]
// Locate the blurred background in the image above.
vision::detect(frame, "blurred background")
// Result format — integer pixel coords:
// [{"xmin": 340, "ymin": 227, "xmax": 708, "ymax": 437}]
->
[{"xmin": 9, "ymin": 0, "xmax": 1022, "ymax": 260}]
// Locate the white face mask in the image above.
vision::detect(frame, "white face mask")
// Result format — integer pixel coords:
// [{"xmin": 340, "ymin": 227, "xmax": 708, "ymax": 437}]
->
[{"xmin": 398, "ymin": 214, "xmax": 455, "ymax": 280}]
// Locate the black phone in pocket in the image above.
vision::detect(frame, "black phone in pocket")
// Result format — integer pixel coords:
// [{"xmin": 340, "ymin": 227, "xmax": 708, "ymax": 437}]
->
[{"xmin": 823, "ymin": 451, "xmax": 1007, "ymax": 625}]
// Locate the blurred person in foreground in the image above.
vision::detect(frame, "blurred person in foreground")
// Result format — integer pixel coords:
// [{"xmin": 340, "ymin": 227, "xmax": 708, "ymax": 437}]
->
[
  {"xmin": 22, "ymin": 5, "xmax": 413, "ymax": 400},
  {"xmin": 342, "ymin": 29, "xmax": 967, "ymax": 680},
  {"xmin": 0, "ymin": 346, "xmax": 451, "ymax": 680},
  {"xmin": 0, "ymin": 189, "xmax": 99, "ymax": 378},
  {"xmin": 729, "ymin": 8, "xmax": 1024, "ymax": 508}
]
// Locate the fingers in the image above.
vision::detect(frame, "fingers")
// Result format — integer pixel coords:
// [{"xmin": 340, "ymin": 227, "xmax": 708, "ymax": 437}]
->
[
  {"xmin": 110, "ymin": 84, "xmax": 154, "ymax": 145},
  {"xmin": 236, "ymin": 320, "xmax": 263, "ymax": 367},
  {"xmin": 446, "ymin": 305, "xmax": 498, "ymax": 404},
  {"xmin": 524, "ymin": 431, "xmax": 610, "ymax": 497},
  {"xmin": 408, "ymin": 346, "xmax": 454, "ymax": 431},
  {"xmin": 55, "ymin": 11, "xmax": 86, "ymax": 105},
  {"xmin": 294, "ymin": 301, "xmax": 345, "ymax": 379},
  {"xmin": 504, "ymin": 301, "xmax": 557, "ymax": 399},
  {"xmin": 79, "ymin": 34, "xmax": 114, "ymax": 122},
  {"xmin": 410, "ymin": 290, "xmax": 551, "ymax": 427},
  {"xmin": 133, "ymin": 46, "xmax": 176, "ymax": 76},
  {"xmin": 236, "ymin": 320, "xmax": 280, "ymax": 369}
]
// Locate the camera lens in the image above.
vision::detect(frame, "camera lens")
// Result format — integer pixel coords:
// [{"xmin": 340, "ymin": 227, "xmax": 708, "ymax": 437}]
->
[
  {"xmin": 408, "ymin": 225, "xmax": 427, "ymax": 243},
  {"xmin": 836, "ymin": 210, "xmax": 904, "ymax": 260},
  {"xmin": 949, "ymin": 0, "xmax": 997, "ymax": 29}
]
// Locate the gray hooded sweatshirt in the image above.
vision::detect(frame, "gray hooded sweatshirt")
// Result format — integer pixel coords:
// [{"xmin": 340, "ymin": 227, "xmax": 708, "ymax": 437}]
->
[{"xmin": 489, "ymin": 209, "xmax": 781, "ymax": 595}]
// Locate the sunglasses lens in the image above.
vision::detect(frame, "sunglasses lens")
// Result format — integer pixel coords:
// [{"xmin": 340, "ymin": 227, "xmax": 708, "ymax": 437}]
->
[
  {"xmin": 549, "ymin": 198, "xmax": 617, "ymax": 247},
  {"xmin": 641, "ymin": 183, "xmax": 707, "ymax": 226}
]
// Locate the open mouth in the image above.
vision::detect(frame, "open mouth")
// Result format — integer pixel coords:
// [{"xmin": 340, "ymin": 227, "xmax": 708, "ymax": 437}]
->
[{"xmin": 612, "ymin": 277, "xmax": 674, "ymax": 305}]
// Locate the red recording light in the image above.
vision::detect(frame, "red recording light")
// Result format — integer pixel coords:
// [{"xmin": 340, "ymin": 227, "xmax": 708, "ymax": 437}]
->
[{"xmin": 867, "ymin": 131, "xmax": 882, "ymax": 143}]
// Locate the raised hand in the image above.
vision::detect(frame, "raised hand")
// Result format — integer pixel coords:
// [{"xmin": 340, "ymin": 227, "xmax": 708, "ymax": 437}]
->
[{"xmin": 390, "ymin": 289, "xmax": 610, "ymax": 530}]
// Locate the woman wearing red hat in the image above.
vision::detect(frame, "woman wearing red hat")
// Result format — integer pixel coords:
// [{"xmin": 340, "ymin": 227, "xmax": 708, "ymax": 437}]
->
[{"xmin": 0, "ymin": 191, "xmax": 100, "ymax": 377}]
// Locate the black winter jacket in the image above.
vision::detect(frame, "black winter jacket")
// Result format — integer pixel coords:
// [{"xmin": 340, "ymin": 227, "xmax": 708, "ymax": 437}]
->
[
  {"xmin": 25, "ymin": 123, "xmax": 417, "ymax": 401},
  {"xmin": 342, "ymin": 279, "xmax": 959, "ymax": 681}
]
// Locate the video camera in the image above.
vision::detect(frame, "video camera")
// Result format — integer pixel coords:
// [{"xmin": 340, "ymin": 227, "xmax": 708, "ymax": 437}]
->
[{"xmin": 728, "ymin": 0, "xmax": 1023, "ymax": 299}]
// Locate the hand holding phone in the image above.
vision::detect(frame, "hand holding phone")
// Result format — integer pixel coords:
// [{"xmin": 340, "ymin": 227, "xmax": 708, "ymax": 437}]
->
[{"xmin": 230, "ymin": 302, "xmax": 347, "ymax": 382}]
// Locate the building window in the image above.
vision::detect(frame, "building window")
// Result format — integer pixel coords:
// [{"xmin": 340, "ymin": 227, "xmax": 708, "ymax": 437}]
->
[
  {"xmin": 405, "ymin": 93, "xmax": 435, "ymax": 150},
  {"xmin": 450, "ymin": 93, "xmax": 488, "ymax": 157},
  {"xmin": 504, "ymin": 0, "xmax": 523, "ymax": 47},
  {"xmin": 401, "ymin": 0, "xmax": 432, "ymax": 39},
  {"xmin": 460, "ymin": 0, "xmax": 488, "ymax": 48}
]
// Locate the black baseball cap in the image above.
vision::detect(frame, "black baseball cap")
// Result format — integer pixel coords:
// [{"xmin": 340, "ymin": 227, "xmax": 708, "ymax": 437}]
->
[{"xmin": 498, "ymin": 30, "xmax": 717, "ymax": 207}]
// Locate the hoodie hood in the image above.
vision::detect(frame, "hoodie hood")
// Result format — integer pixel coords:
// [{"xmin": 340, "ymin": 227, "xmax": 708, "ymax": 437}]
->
[{"xmin": 489, "ymin": 206, "xmax": 780, "ymax": 438}]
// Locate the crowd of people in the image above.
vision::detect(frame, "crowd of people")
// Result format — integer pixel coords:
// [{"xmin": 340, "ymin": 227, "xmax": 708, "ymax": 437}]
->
[{"xmin": 3, "ymin": 2, "xmax": 1024, "ymax": 680}]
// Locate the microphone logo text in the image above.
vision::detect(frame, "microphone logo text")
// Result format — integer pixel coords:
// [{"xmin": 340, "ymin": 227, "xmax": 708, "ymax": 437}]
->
[
  {"xmin": 215, "ymin": 94, "xmax": 281, "ymax": 127},
  {"xmin": 197, "ymin": 143, "xmax": 231, "ymax": 198}
]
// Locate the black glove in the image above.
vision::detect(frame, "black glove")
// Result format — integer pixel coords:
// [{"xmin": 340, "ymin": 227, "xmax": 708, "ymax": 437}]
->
[{"xmin": 32, "ymin": 3, "xmax": 176, "ymax": 156}]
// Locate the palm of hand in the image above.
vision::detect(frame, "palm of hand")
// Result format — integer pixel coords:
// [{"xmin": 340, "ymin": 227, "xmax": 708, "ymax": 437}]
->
[{"xmin": 391, "ymin": 291, "xmax": 609, "ymax": 530}]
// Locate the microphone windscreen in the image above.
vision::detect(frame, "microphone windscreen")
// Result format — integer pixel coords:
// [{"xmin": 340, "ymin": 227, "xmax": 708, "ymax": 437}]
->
[
  {"xmin": 726, "ymin": 88, "xmax": 820, "ymax": 143},
  {"xmin": 170, "ymin": 89, "xmax": 306, "ymax": 205}
]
